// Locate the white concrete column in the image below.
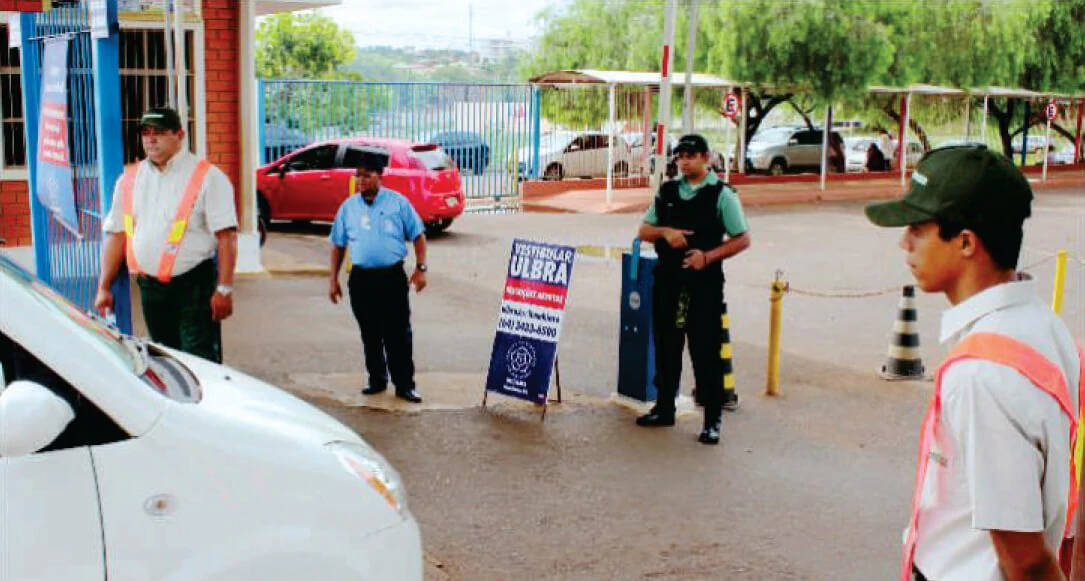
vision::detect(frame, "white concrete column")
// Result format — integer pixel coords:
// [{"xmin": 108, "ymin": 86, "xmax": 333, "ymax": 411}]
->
[{"xmin": 236, "ymin": 0, "xmax": 262, "ymax": 274}]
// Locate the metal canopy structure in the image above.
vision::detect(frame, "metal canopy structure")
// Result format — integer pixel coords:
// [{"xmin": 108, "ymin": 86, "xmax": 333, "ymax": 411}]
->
[
  {"xmin": 529, "ymin": 69, "xmax": 736, "ymax": 88},
  {"xmin": 528, "ymin": 68, "xmax": 1083, "ymax": 198},
  {"xmin": 529, "ymin": 70, "xmax": 739, "ymax": 205}
]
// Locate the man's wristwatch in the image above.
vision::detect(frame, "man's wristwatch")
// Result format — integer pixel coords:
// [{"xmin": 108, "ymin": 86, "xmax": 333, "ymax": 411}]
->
[
  {"xmin": 215, "ymin": 285, "xmax": 234, "ymax": 296},
  {"xmin": 416, "ymin": 263, "xmax": 427, "ymax": 273}
]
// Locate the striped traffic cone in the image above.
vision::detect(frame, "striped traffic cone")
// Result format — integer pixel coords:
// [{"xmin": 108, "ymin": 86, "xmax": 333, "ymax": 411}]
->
[{"xmin": 879, "ymin": 285, "xmax": 926, "ymax": 380}]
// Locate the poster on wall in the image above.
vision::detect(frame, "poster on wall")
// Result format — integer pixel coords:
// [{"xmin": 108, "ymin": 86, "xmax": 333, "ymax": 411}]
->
[
  {"xmin": 484, "ymin": 239, "xmax": 576, "ymax": 405},
  {"xmin": 89, "ymin": 0, "xmax": 110, "ymax": 39},
  {"xmin": 118, "ymin": 0, "xmax": 198, "ymax": 18},
  {"xmin": 36, "ymin": 38, "xmax": 80, "ymax": 237}
]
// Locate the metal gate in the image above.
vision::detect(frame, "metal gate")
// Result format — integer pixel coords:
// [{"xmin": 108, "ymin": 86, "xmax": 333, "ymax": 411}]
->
[
  {"xmin": 259, "ymin": 80, "xmax": 540, "ymax": 211},
  {"xmin": 19, "ymin": 1, "xmax": 130, "ymax": 331}
]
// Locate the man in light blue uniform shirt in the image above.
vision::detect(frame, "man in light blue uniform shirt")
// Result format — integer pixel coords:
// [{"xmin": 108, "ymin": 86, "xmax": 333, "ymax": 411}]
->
[{"xmin": 329, "ymin": 146, "xmax": 428, "ymax": 403}]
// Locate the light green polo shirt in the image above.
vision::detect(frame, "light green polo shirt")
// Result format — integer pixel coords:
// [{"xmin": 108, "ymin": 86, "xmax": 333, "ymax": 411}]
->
[{"xmin": 643, "ymin": 172, "xmax": 749, "ymax": 236}]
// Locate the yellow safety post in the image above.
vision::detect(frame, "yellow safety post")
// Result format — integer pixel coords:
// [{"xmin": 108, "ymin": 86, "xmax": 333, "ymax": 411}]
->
[
  {"xmin": 766, "ymin": 270, "xmax": 788, "ymax": 397},
  {"xmin": 1052, "ymin": 249, "xmax": 1068, "ymax": 314}
]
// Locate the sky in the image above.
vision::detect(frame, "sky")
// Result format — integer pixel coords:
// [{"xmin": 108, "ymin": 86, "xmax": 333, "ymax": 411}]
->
[{"xmin": 315, "ymin": 0, "xmax": 570, "ymax": 51}]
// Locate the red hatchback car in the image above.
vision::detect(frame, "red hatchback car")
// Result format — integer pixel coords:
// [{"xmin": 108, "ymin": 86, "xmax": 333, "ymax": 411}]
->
[{"xmin": 256, "ymin": 137, "xmax": 466, "ymax": 243}]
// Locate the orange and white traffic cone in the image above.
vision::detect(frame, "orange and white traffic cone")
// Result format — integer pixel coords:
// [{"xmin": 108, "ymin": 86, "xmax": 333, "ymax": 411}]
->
[{"xmin": 879, "ymin": 285, "xmax": 926, "ymax": 380}]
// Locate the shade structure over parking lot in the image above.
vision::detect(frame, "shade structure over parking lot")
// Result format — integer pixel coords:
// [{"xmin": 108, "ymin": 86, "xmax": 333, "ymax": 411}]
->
[{"xmin": 529, "ymin": 69, "xmax": 737, "ymax": 206}]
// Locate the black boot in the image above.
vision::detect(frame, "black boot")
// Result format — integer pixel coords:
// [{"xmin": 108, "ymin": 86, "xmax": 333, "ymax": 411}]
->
[
  {"xmin": 698, "ymin": 415, "xmax": 721, "ymax": 445},
  {"xmin": 636, "ymin": 408, "xmax": 676, "ymax": 427}
]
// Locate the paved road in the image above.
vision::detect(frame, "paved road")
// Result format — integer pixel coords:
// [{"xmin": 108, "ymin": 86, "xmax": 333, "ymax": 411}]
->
[{"xmin": 220, "ymin": 185, "xmax": 1083, "ymax": 580}]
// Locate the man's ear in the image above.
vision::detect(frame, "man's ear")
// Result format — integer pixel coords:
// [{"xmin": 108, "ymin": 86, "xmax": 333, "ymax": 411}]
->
[{"xmin": 959, "ymin": 229, "xmax": 979, "ymax": 258}]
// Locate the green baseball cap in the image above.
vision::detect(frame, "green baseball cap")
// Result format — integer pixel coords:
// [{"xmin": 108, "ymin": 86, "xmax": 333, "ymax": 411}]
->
[
  {"xmin": 864, "ymin": 145, "xmax": 1032, "ymax": 228},
  {"xmin": 139, "ymin": 107, "xmax": 183, "ymax": 131}
]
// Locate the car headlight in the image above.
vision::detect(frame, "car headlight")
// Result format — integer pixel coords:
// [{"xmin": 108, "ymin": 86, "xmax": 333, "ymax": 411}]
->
[{"xmin": 327, "ymin": 441, "xmax": 410, "ymax": 517}]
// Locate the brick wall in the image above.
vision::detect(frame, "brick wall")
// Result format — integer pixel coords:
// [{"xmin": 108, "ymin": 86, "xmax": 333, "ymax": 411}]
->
[
  {"xmin": 0, "ymin": 0, "xmax": 47, "ymax": 12},
  {"xmin": 0, "ymin": 180, "xmax": 31, "ymax": 246},
  {"xmin": 200, "ymin": 0, "xmax": 241, "ymax": 212}
]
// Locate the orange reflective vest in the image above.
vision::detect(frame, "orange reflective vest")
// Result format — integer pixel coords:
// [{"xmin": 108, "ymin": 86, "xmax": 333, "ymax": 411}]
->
[
  {"xmin": 901, "ymin": 332, "xmax": 1085, "ymax": 581},
  {"xmin": 120, "ymin": 159, "xmax": 212, "ymax": 283}
]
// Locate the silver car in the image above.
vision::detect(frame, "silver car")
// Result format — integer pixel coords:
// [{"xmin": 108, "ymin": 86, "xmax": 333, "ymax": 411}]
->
[{"xmin": 745, "ymin": 127, "xmax": 843, "ymax": 175}]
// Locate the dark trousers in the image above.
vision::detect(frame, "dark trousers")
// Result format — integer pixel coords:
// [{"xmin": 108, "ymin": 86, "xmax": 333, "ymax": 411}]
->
[
  {"xmin": 348, "ymin": 263, "xmax": 415, "ymax": 392},
  {"xmin": 137, "ymin": 259, "xmax": 222, "ymax": 363},
  {"xmin": 913, "ymin": 566, "xmax": 929, "ymax": 581},
  {"xmin": 651, "ymin": 273, "xmax": 724, "ymax": 425}
]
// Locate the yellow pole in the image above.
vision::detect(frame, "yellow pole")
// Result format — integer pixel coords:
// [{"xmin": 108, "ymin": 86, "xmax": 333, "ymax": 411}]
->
[
  {"xmin": 766, "ymin": 272, "xmax": 787, "ymax": 396},
  {"xmin": 1052, "ymin": 249, "xmax": 1068, "ymax": 314}
]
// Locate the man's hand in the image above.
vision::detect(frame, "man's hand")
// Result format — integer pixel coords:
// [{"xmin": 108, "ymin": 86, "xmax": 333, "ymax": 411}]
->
[
  {"xmin": 329, "ymin": 279, "xmax": 343, "ymax": 304},
  {"xmin": 94, "ymin": 286, "xmax": 114, "ymax": 316},
  {"xmin": 410, "ymin": 270, "xmax": 427, "ymax": 293},
  {"xmin": 210, "ymin": 291, "xmax": 234, "ymax": 322},
  {"xmin": 683, "ymin": 249, "xmax": 709, "ymax": 270},
  {"xmin": 663, "ymin": 228, "xmax": 694, "ymax": 250}
]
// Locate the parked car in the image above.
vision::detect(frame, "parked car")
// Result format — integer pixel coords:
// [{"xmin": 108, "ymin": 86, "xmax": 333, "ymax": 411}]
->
[
  {"xmin": 518, "ymin": 131, "xmax": 635, "ymax": 181},
  {"xmin": 745, "ymin": 126, "xmax": 844, "ymax": 175},
  {"xmin": 262, "ymin": 123, "xmax": 310, "ymax": 167},
  {"xmin": 426, "ymin": 131, "xmax": 490, "ymax": 175},
  {"xmin": 1012, "ymin": 134, "xmax": 1052, "ymax": 154},
  {"xmin": 622, "ymin": 132, "xmax": 678, "ymax": 175},
  {"xmin": 1045, "ymin": 143, "xmax": 1077, "ymax": 165},
  {"xmin": 0, "ymin": 255, "xmax": 423, "ymax": 580},
  {"xmin": 256, "ymin": 137, "xmax": 466, "ymax": 244},
  {"xmin": 844, "ymin": 136, "xmax": 880, "ymax": 172}
]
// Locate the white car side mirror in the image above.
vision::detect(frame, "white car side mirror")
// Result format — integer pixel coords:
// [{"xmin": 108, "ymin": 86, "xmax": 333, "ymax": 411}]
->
[{"xmin": 0, "ymin": 381, "xmax": 75, "ymax": 458}]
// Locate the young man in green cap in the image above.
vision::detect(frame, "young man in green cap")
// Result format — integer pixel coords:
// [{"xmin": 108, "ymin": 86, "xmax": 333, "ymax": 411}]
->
[
  {"xmin": 96, "ymin": 107, "xmax": 238, "ymax": 363},
  {"xmin": 635, "ymin": 133, "xmax": 751, "ymax": 445},
  {"xmin": 865, "ymin": 145, "xmax": 1082, "ymax": 581}
]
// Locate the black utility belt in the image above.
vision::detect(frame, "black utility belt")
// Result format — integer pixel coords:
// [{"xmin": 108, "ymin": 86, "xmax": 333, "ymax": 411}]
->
[{"xmin": 351, "ymin": 261, "xmax": 404, "ymax": 273}]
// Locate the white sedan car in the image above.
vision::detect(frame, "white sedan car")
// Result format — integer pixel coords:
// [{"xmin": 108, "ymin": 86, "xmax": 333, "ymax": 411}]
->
[
  {"xmin": 519, "ymin": 131, "xmax": 635, "ymax": 180},
  {"xmin": 0, "ymin": 255, "xmax": 422, "ymax": 580}
]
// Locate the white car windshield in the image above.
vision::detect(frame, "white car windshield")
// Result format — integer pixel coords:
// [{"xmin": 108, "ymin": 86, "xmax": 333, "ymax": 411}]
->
[
  {"xmin": 2, "ymin": 257, "xmax": 202, "ymax": 403},
  {"xmin": 750, "ymin": 127, "xmax": 794, "ymax": 144},
  {"xmin": 2, "ymin": 257, "xmax": 139, "ymax": 374}
]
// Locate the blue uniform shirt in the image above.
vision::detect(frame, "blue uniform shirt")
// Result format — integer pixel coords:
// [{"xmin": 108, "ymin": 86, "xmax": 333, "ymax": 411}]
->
[{"xmin": 329, "ymin": 188, "xmax": 425, "ymax": 268}]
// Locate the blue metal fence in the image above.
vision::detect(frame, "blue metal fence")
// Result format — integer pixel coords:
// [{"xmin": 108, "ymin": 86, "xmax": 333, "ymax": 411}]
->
[
  {"xmin": 20, "ymin": 0, "xmax": 130, "ymax": 331},
  {"xmin": 259, "ymin": 80, "xmax": 540, "ymax": 211}
]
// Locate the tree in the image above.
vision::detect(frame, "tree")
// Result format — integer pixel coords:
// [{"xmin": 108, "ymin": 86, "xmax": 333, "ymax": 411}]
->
[
  {"xmin": 704, "ymin": 0, "xmax": 893, "ymax": 148},
  {"xmin": 255, "ymin": 13, "xmax": 359, "ymax": 80}
]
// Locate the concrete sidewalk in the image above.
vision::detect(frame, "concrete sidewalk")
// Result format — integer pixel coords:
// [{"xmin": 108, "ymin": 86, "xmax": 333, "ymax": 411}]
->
[{"xmin": 522, "ymin": 171, "xmax": 1085, "ymax": 215}]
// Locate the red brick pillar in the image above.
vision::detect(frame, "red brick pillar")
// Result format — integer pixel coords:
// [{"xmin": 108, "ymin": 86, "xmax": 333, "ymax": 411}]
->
[
  {"xmin": 0, "ymin": 181, "xmax": 32, "ymax": 246},
  {"xmin": 200, "ymin": 0, "xmax": 241, "ymax": 217}
]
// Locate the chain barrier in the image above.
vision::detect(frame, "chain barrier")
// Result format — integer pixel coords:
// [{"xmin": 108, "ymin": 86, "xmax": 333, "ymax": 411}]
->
[{"xmin": 730, "ymin": 252, "xmax": 1070, "ymax": 301}]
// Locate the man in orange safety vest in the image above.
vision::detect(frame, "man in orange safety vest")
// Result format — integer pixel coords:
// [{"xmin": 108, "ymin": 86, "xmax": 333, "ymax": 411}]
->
[
  {"xmin": 96, "ymin": 107, "xmax": 238, "ymax": 363},
  {"xmin": 866, "ymin": 145, "xmax": 1083, "ymax": 581}
]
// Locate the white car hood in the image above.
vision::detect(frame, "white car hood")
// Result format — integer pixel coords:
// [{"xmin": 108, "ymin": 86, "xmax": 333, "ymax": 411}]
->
[{"xmin": 172, "ymin": 350, "xmax": 362, "ymax": 446}]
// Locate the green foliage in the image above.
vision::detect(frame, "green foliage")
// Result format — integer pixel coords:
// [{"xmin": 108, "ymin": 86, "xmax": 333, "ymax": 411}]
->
[
  {"xmin": 256, "ymin": 13, "xmax": 359, "ymax": 80},
  {"xmin": 346, "ymin": 46, "xmax": 529, "ymax": 83},
  {"xmin": 714, "ymin": 0, "xmax": 893, "ymax": 104}
]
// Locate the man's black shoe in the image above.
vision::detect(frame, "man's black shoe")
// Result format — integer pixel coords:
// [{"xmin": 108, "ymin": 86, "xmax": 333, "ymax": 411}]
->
[
  {"xmin": 362, "ymin": 385, "xmax": 387, "ymax": 395},
  {"xmin": 395, "ymin": 389, "xmax": 423, "ymax": 403},
  {"xmin": 723, "ymin": 391, "xmax": 740, "ymax": 411},
  {"xmin": 635, "ymin": 412, "xmax": 675, "ymax": 427},
  {"xmin": 698, "ymin": 424, "xmax": 721, "ymax": 445},
  {"xmin": 699, "ymin": 416, "xmax": 721, "ymax": 445}
]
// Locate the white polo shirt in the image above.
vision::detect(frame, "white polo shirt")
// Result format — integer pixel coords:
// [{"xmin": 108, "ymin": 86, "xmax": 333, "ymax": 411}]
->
[
  {"xmin": 913, "ymin": 278, "xmax": 1080, "ymax": 579},
  {"xmin": 103, "ymin": 150, "xmax": 237, "ymax": 278}
]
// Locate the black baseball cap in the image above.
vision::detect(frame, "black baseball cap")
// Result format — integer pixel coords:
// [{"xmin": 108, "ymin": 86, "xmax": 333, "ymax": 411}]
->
[
  {"xmin": 864, "ymin": 145, "xmax": 1032, "ymax": 228},
  {"xmin": 139, "ymin": 107, "xmax": 183, "ymax": 131},
  {"xmin": 673, "ymin": 133, "xmax": 710, "ymax": 155},
  {"xmin": 343, "ymin": 145, "xmax": 390, "ymax": 172}
]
